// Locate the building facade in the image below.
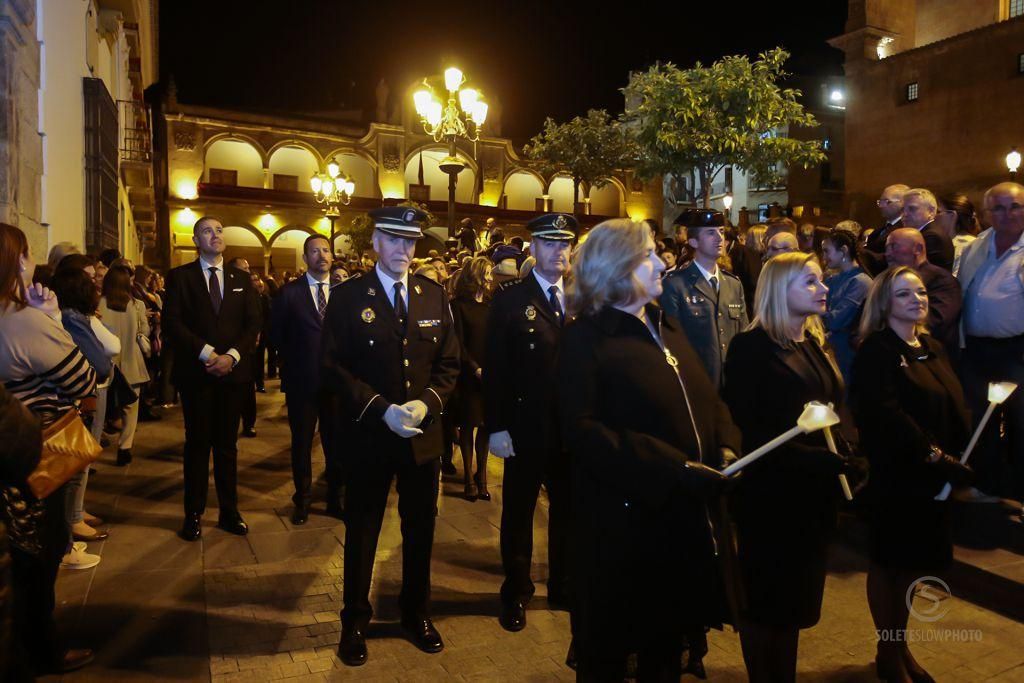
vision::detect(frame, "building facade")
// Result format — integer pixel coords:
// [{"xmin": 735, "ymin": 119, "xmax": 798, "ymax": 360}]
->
[
  {"xmin": 830, "ymin": 0, "xmax": 1024, "ymax": 226},
  {"xmin": 0, "ymin": 0, "xmax": 158, "ymax": 263},
  {"xmin": 156, "ymin": 84, "xmax": 661, "ymax": 272}
]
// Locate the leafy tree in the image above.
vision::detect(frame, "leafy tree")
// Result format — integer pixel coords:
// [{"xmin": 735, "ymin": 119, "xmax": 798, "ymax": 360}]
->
[
  {"xmin": 524, "ymin": 109, "xmax": 636, "ymax": 210},
  {"xmin": 346, "ymin": 201, "xmax": 436, "ymax": 254},
  {"xmin": 623, "ymin": 48, "xmax": 826, "ymax": 208}
]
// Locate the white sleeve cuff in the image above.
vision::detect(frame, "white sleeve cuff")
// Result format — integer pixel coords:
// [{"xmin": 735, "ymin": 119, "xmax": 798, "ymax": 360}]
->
[
  {"xmin": 226, "ymin": 348, "xmax": 241, "ymax": 365},
  {"xmin": 199, "ymin": 344, "xmax": 215, "ymax": 362}
]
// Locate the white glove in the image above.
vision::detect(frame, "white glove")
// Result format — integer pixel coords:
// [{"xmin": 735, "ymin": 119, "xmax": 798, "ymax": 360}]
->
[
  {"xmin": 384, "ymin": 404, "xmax": 423, "ymax": 438},
  {"xmin": 489, "ymin": 431, "xmax": 516, "ymax": 459},
  {"xmin": 400, "ymin": 400, "xmax": 428, "ymax": 427}
]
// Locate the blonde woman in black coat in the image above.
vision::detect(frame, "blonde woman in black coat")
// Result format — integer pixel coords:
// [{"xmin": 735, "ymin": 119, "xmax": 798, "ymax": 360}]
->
[{"xmin": 559, "ymin": 219, "xmax": 742, "ymax": 681}]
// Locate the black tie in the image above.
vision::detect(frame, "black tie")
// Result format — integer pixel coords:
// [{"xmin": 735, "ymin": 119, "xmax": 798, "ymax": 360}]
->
[
  {"xmin": 208, "ymin": 267, "xmax": 222, "ymax": 314},
  {"xmin": 393, "ymin": 282, "xmax": 406, "ymax": 326},
  {"xmin": 316, "ymin": 283, "xmax": 327, "ymax": 319},
  {"xmin": 548, "ymin": 285, "xmax": 564, "ymax": 325},
  {"xmin": 709, "ymin": 275, "xmax": 719, "ymax": 293}
]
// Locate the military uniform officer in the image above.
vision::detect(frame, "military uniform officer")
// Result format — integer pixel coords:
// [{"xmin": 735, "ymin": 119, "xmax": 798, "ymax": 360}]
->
[
  {"xmin": 321, "ymin": 207, "xmax": 460, "ymax": 666},
  {"xmin": 484, "ymin": 213, "xmax": 576, "ymax": 633},
  {"xmin": 660, "ymin": 209, "xmax": 748, "ymax": 391}
]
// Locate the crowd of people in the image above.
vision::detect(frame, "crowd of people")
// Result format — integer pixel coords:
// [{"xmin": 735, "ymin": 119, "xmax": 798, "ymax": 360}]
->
[{"xmin": 0, "ymin": 179, "xmax": 1019, "ymax": 681}]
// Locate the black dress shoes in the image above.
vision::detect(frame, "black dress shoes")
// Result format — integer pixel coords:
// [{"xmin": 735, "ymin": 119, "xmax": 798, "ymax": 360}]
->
[
  {"xmin": 217, "ymin": 513, "xmax": 249, "ymax": 536},
  {"xmin": 241, "ymin": 426, "xmax": 257, "ymax": 438},
  {"xmin": 291, "ymin": 506, "xmax": 309, "ymax": 526},
  {"xmin": 180, "ymin": 513, "xmax": 202, "ymax": 542},
  {"xmin": 337, "ymin": 624, "xmax": 368, "ymax": 666},
  {"xmin": 401, "ymin": 617, "xmax": 444, "ymax": 653},
  {"xmin": 499, "ymin": 602, "xmax": 527, "ymax": 632}
]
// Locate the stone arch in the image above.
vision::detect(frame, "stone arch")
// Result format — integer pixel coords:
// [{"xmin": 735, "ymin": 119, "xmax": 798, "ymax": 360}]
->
[
  {"xmin": 403, "ymin": 145, "xmax": 479, "ymax": 203},
  {"xmin": 268, "ymin": 145, "xmax": 321, "ymax": 191},
  {"xmin": 324, "ymin": 146, "xmax": 378, "ymax": 172},
  {"xmin": 267, "ymin": 224, "xmax": 317, "ymax": 249},
  {"xmin": 221, "ymin": 224, "xmax": 268, "ymax": 249},
  {"xmin": 203, "ymin": 132, "xmax": 268, "ymax": 165},
  {"xmin": 589, "ymin": 176, "xmax": 626, "ymax": 216},
  {"xmin": 546, "ymin": 174, "xmax": 577, "ymax": 213},
  {"xmin": 323, "ymin": 150, "xmax": 378, "ymax": 198},
  {"xmin": 502, "ymin": 170, "xmax": 546, "ymax": 211},
  {"xmin": 204, "ymin": 137, "xmax": 266, "ymax": 188},
  {"xmin": 266, "ymin": 139, "xmax": 324, "ymax": 167}
]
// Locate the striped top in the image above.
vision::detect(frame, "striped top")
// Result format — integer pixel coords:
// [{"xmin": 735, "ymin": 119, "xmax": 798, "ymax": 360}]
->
[{"xmin": 0, "ymin": 304, "xmax": 97, "ymax": 427}]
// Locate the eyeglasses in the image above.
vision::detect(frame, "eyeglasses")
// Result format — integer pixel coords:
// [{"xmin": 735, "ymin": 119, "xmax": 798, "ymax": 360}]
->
[{"xmin": 876, "ymin": 198, "xmax": 901, "ymax": 207}]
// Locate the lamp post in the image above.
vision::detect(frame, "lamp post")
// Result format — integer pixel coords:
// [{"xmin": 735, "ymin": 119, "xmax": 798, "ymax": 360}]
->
[
  {"xmin": 1007, "ymin": 147, "xmax": 1021, "ymax": 180},
  {"xmin": 311, "ymin": 157, "xmax": 355, "ymax": 249},
  {"xmin": 722, "ymin": 193, "xmax": 734, "ymax": 225},
  {"xmin": 413, "ymin": 67, "xmax": 488, "ymax": 238}
]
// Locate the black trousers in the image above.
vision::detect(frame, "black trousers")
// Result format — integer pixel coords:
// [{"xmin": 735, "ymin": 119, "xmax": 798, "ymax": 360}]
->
[
  {"xmin": 286, "ymin": 389, "xmax": 342, "ymax": 507},
  {"xmin": 341, "ymin": 446, "xmax": 440, "ymax": 626},
  {"xmin": 499, "ymin": 447, "xmax": 570, "ymax": 605},
  {"xmin": 961, "ymin": 335, "xmax": 1024, "ymax": 498},
  {"xmin": 180, "ymin": 382, "xmax": 244, "ymax": 516},
  {"xmin": 254, "ymin": 342, "xmax": 266, "ymax": 388}
]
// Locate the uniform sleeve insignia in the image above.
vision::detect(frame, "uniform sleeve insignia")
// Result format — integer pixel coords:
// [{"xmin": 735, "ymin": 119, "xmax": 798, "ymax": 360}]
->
[
  {"xmin": 525, "ymin": 305, "xmax": 537, "ymax": 320},
  {"xmin": 367, "ymin": 287, "xmax": 376, "ymax": 296},
  {"xmin": 361, "ymin": 307, "xmax": 375, "ymax": 323}
]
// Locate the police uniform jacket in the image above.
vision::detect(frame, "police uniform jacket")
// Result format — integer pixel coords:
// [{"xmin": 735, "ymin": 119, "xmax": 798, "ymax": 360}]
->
[
  {"xmin": 320, "ymin": 270, "xmax": 460, "ymax": 465},
  {"xmin": 659, "ymin": 262, "xmax": 748, "ymax": 389},
  {"xmin": 483, "ymin": 274, "xmax": 563, "ymax": 459}
]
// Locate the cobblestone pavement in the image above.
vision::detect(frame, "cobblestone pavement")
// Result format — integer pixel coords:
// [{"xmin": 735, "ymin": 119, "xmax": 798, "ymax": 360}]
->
[{"xmin": 45, "ymin": 382, "xmax": 1024, "ymax": 682}]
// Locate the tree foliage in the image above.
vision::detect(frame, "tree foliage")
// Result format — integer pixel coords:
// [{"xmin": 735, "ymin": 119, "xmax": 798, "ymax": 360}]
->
[
  {"xmin": 622, "ymin": 48, "xmax": 826, "ymax": 208},
  {"xmin": 523, "ymin": 109, "xmax": 636, "ymax": 207}
]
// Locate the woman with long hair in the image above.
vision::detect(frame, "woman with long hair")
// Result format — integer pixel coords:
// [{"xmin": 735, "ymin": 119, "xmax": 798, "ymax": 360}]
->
[
  {"xmin": 452, "ymin": 256, "xmax": 495, "ymax": 500},
  {"xmin": 723, "ymin": 252, "xmax": 853, "ymax": 682},
  {"xmin": 0, "ymin": 223, "xmax": 96, "ymax": 675},
  {"xmin": 99, "ymin": 265, "xmax": 151, "ymax": 466},
  {"xmin": 821, "ymin": 229, "xmax": 872, "ymax": 385},
  {"xmin": 559, "ymin": 219, "xmax": 741, "ymax": 679},
  {"xmin": 935, "ymin": 192, "xmax": 979, "ymax": 273},
  {"xmin": 851, "ymin": 266, "xmax": 972, "ymax": 682}
]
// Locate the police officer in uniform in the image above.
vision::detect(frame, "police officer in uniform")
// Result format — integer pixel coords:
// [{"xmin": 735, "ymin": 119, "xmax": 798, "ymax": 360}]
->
[
  {"xmin": 484, "ymin": 213, "xmax": 576, "ymax": 632},
  {"xmin": 321, "ymin": 207, "xmax": 460, "ymax": 666},
  {"xmin": 660, "ymin": 209, "xmax": 748, "ymax": 391}
]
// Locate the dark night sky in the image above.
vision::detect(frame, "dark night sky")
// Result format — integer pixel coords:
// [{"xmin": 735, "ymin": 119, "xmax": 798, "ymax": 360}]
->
[{"xmin": 160, "ymin": 1, "xmax": 848, "ymax": 144}]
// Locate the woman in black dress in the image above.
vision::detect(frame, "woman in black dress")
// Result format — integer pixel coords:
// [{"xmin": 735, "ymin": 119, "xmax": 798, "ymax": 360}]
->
[
  {"xmin": 723, "ymin": 251, "xmax": 853, "ymax": 683},
  {"xmin": 452, "ymin": 257, "xmax": 494, "ymax": 500},
  {"xmin": 559, "ymin": 219, "xmax": 742, "ymax": 681},
  {"xmin": 851, "ymin": 266, "xmax": 972, "ymax": 683}
]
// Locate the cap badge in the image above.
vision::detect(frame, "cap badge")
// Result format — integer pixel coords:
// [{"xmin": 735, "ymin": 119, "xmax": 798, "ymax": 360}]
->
[
  {"xmin": 414, "ymin": 284, "xmax": 422, "ymax": 295},
  {"xmin": 361, "ymin": 307, "xmax": 375, "ymax": 323},
  {"xmin": 525, "ymin": 305, "xmax": 537, "ymax": 321},
  {"xmin": 553, "ymin": 215, "xmax": 569, "ymax": 230},
  {"xmin": 403, "ymin": 210, "xmax": 416, "ymax": 223}
]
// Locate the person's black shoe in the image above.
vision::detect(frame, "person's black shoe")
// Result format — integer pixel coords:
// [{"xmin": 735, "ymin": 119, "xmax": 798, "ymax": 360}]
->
[
  {"xmin": 60, "ymin": 648, "xmax": 95, "ymax": 673},
  {"xmin": 499, "ymin": 602, "xmax": 527, "ymax": 632},
  {"xmin": 180, "ymin": 513, "xmax": 202, "ymax": 542},
  {"xmin": 337, "ymin": 624, "xmax": 368, "ymax": 666},
  {"xmin": 401, "ymin": 617, "xmax": 444, "ymax": 653},
  {"xmin": 217, "ymin": 513, "xmax": 249, "ymax": 536},
  {"xmin": 291, "ymin": 506, "xmax": 309, "ymax": 526},
  {"xmin": 255, "ymin": 385, "xmax": 266, "ymax": 393},
  {"xmin": 241, "ymin": 426, "xmax": 257, "ymax": 438},
  {"xmin": 116, "ymin": 449, "xmax": 132, "ymax": 466},
  {"xmin": 325, "ymin": 501, "xmax": 346, "ymax": 520}
]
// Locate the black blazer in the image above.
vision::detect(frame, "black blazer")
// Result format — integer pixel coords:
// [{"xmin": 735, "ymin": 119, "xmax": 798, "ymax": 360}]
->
[
  {"xmin": 162, "ymin": 259, "xmax": 261, "ymax": 387},
  {"xmin": 558, "ymin": 305, "xmax": 742, "ymax": 638},
  {"xmin": 860, "ymin": 218, "xmax": 902, "ymax": 276},
  {"xmin": 483, "ymin": 274, "xmax": 565, "ymax": 458},
  {"xmin": 269, "ymin": 276, "xmax": 329, "ymax": 394},
  {"xmin": 917, "ymin": 262, "xmax": 962, "ymax": 357},
  {"xmin": 320, "ymin": 270, "xmax": 460, "ymax": 465},
  {"xmin": 919, "ymin": 221, "xmax": 955, "ymax": 272},
  {"xmin": 851, "ymin": 328, "xmax": 970, "ymax": 500}
]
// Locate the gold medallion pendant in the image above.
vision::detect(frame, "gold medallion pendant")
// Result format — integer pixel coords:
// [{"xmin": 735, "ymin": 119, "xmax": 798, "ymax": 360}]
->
[
  {"xmin": 361, "ymin": 308, "xmax": 375, "ymax": 323},
  {"xmin": 525, "ymin": 305, "xmax": 537, "ymax": 321}
]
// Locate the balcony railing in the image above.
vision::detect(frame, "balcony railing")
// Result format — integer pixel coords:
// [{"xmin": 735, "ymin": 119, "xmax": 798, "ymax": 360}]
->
[{"xmin": 118, "ymin": 100, "xmax": 152, "ymax": 163}]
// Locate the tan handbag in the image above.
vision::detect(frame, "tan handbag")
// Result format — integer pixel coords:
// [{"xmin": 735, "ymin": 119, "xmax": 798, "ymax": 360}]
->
[{"xmin": 27, "ymin": 408, "xmax": 103, "ymax": 499}]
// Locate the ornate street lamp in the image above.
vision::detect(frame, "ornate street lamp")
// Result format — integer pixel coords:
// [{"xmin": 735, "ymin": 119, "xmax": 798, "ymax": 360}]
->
[
  {"xmin": 413, "ymin": 67, "xmax": 488, "ymax": 236},
  {"xmin": 1007, "ymin": 147, "xmax": 1021, "ymax": 180},
  {"xmin": 311, "ymin": 157, "xmax": 355, "ymax": 247},
  {"xmin": 723, "ymin": 193, "xmax": 734, "ymax": 225}
]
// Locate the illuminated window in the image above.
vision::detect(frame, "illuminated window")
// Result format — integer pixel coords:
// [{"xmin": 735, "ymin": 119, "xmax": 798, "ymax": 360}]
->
[
  {"xmin": 906, "ymin": 82, "xmax": 919, "ymax": 102},
  {"xmin": 1011, "ymin": 0, "xmax": 1024, "ymax": 18}
]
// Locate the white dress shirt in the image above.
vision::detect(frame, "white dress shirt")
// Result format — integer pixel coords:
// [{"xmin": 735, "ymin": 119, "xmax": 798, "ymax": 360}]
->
[
  {"xmin": 532, "ymin": 269, "xmax": 564, "ymax": 312},
  {"xmin": 306, "ymin": 271, "xmax": 331, "ymax": 309},
  {"xmin": 693, "ymin": 259, "xmax": 721, "ymax": 289},
  {"xmin": 197, "ymin": 255, "xmax": 240, "ymax": 366},
  {"xmin": 375, "ymin": 264, "xmax": 410, "ymax": 311}
]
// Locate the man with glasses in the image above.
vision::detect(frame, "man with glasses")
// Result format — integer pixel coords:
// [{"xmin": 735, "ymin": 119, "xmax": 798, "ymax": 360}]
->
[
  {"xmin": 900, "ymin": 188, "xmax": 955, "ymax": 271},
  {"xmin": 956, "ymin": 182, "xmax": 1024, "ymax": 508},
  {"xmin": 861, "ymin": 183, "xmax": 909, "ymax": 275}
]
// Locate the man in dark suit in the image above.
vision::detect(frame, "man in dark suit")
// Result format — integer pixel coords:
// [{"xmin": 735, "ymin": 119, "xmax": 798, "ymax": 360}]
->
[
  {"xmin": 901, "ymin": 188, "xmax": 955, "ymax": 272},
  {"xmin": 860, "ymin": 183, "xmax": 908, "ymax": 276},
  {"xmin": 660, "ymin": 209, "xmax": 748, "ymax": 391},
  {"xmin": 321, "ymin": 207, "xmax": 459, "ymax": 666},
  {"xmin": 484, "ymin": 213, "xmax": 576, "ymax": 632},
  {"xmin": 227, "ymin": 257, "xmax": 258, "ymax": 438},
  {"xmin": 725, "ymin": 226, "xmax": 762, "ymax": 317},
  {"xmin": 163, "ymin": 216, "xmax": 261, "ymax": 541},
  {"xmin": 886, "ymin": 228, "xmax": 963, "ymax": 357},
  {"xmin": 270, "ymin": 234, "xmax": 343, "ymax": 525}
]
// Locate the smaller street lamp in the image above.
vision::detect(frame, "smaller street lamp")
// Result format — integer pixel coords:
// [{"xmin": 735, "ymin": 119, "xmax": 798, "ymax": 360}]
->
[
  {"xmin": 1007, "ymin": 147, "xmax": 1021, "ymax": 180},
  {"xmin": 722, "ymin": 193, "xmax": 734, "ymax": 224},
  {"xmin": 311, "ymin": 157, "xmax": 355, "ymax": 246}
]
